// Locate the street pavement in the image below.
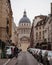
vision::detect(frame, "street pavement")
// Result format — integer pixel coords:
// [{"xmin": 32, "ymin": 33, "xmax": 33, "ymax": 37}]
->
[
  {"xmin": 49, "ymin": 59, "xmax": 52, "ymax": 65},
  {"xmin": 3, "ymin": 51, "xmax": 43, "ymax": 65},
  {"xmin": 6, "ymin": 57, "xmax": 18, "ymax": 65},
  {"xmin": 15, "ymin": 51, "xmax": 43, "ymax": 65},
  {"xmin": 1, "ymin": 51, "xmax": 52, "ymax": 65}
]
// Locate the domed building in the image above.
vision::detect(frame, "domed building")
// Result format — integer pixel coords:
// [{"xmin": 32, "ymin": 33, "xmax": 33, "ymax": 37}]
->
[{"xmin": 18, "ymin": 11, "xmax": 31, "ymax": 51}]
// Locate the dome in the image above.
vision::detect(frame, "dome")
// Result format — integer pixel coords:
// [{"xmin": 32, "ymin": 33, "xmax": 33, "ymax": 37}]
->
[{"xmin": 19, "ymin": 11, "xmax": 31, "ymax": 24}]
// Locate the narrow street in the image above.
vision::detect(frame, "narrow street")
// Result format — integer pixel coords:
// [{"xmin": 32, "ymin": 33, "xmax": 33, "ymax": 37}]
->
[
  {"xmin": 0, "ymin": 0, "xmax": 52, "ymax": 65},
  {"xmin": 15, "ymin": 52, "xmax": 42, "ymax": 65}
]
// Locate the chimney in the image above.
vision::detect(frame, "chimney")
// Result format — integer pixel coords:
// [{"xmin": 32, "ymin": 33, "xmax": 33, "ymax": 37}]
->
[{"xmin": 51, "ymin": 3, "xmax": 52, "ymax": 15}]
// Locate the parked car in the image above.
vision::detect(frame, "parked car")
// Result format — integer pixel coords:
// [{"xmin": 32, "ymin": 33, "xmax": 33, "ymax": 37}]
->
[
  {"xmin": 41, "ymin": 50, "xmax": 52, "ymax": 61},
  {"xmin": 27, "ymin": 48, "xmax": 33, "ymax": 53},
  {"xmin": 41, "ymin": 50, "xmax": 47, "ymax": 57},
  {"xmin": 5, "ymin": 46, "xmax": 15, "ymax": 58},
  {"xmin": 48, "ymin": 51, "xmax": 52, "ymax": 61}
]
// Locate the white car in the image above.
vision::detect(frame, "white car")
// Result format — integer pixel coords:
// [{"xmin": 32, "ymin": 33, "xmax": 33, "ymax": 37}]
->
[
  {"xmin": 5, "ymin": 46, "xmax": 15, "ymax": 58},
  {"xmin": 41, "ymin": 50, "xmax": 52, "ymax": 61},
  {"xmin": 48, "ymin": 51, "xmax": 52, "ymax": 61},
  {"xmin": 41, "ymin": 50, "xmax": 47, "ymax": 57}
]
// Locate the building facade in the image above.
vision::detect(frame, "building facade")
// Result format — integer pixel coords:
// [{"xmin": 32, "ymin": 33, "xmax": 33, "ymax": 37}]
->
[
  {"xmin": 11, "ymin": 21, "xmax": 18, "ymax": 46},
  {"xmin": 35, "ymin": 15, "xmax": 47, "ymax": 43},
  {"xmin": 0, "ymin": 0, "xmax": 13, "ymax": 44},
  {"xmin": 44, "ymin": 3, "xmax": 52, "ymax": 49},
  {"xmin": 30, "ymin": 15, "xmax": 48, "ymax": 48},
  {"xmin": 30, "ymin": 3, "xmax": 52, "ymax": 50},
  {"xmin": 30, "ymin": 20, "xmax": 34, "ymax": 47},
  {"xmin": 18, "ymin": 11, "xmax": 31, "ymax": 51}
]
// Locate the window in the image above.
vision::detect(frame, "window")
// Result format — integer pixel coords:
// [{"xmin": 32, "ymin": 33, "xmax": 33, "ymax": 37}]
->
[
  {"xmin": 39, "ymin": 32, "xmax": 41, "ymax": 36},
  {"xmin": 7, "ymin": 18, "xmax": 9, "ymax": 24},
  {"xmin": 39, "ymin": 37, "xmax": 41, "ymax": 39},
  {"xmin": 39, "ymin": 32, "xmax": 41, "ymax": 39},
  {"xmin": 36, "ymin": 32, "xmax": 38, "ymax": 40},
  {"xmin": 39, "ymin": 26, "xmax": 41, "ymax": 29},
  {"xmin": 36, "ymin": 32, "xmax": 38, "ymax": 36},
  {"xmin": 43, "ymin": 31, "xmax": 44, "ymax": 35},
  {"xmin": 43, "ymin": 31, "xmax": 44, "ymax": 39},
  {"xmin": 36, "ymin": 27, "xmax": 38, "ymax": 30},
  {"xmin": 43, "ymin": 36, "xmax": 44, "ymax": 39}
]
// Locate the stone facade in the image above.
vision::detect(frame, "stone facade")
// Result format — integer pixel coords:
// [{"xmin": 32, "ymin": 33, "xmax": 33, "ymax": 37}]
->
[
  {"xmin": 0, "ymin": 0, "xmax": 13, "ymax": 43},
  {"xmin": 30, "ymin": 3, "xmax": 52, "ymax": 50},
  {"xmin": 44, "ymin": 3, "xmax": 52, "ymax": 49},
  {"xmin": 51, "ymin": 3, "xmax": 52, "ymax": 15},
  {"xmin": 30, "ymin": 15, "xmax": 47, "ymax": 48},
  {"xmin": 17, "ymin": 11, "xmax": 31, "ymax": 51},
  {"xmin": 11, "ymin": 21, "xmax": 18, "ymax": 46}
]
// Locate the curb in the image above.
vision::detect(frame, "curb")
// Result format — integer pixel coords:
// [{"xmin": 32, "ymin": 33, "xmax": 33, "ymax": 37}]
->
[{"xmin": 3, "ymin": 59, "xmax": 10, "ymax": 65}]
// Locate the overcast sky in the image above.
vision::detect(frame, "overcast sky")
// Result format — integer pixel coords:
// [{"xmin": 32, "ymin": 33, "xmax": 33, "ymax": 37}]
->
[{"xmin": 11, "ymin": 0, "xmax": 52, "ymax": 26}]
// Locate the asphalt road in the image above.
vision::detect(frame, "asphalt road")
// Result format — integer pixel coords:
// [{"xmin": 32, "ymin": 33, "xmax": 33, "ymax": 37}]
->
[{"xmin": 16, "ymin": 52, "xmax": 43, "ymax": 65}]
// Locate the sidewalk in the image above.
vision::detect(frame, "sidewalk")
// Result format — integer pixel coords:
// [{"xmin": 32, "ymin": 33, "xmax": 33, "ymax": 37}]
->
[
  {"xmin": 0, "ymin": 59, "xmax": 9, "ymax": 65},
  {"xmin": 6, "ymin": 57, "xmax": 18, "ymax": 65},
  {"xmin": 0, "ymin": 57, "xmax": 18, "ymax": 65}
]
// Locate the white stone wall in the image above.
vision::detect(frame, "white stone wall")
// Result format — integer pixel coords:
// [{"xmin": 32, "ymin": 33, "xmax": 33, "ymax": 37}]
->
[{"xmin": 18, "ymin": 22, "xmax": 31, "ymax": 44}]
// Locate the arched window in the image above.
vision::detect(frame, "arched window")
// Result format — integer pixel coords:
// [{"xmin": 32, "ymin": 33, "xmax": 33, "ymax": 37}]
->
[{"xmin": 7, "ymin": 18, "xmax": 9, "ymax": 24}]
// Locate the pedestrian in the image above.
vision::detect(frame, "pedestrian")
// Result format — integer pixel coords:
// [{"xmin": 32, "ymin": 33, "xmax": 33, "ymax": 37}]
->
[
  {"xmin": 14, "ymin": 45, "xmax": 18, "ymax": 58},
  {"xmin": 11, "ymin": 47, "xmax": 14, "ymax": 57}
]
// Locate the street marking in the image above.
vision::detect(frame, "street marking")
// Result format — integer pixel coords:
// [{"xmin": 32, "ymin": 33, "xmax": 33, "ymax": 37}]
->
[{"xmin": 3, "ymin": 59, "xmax": 10, "ymax": 65}]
